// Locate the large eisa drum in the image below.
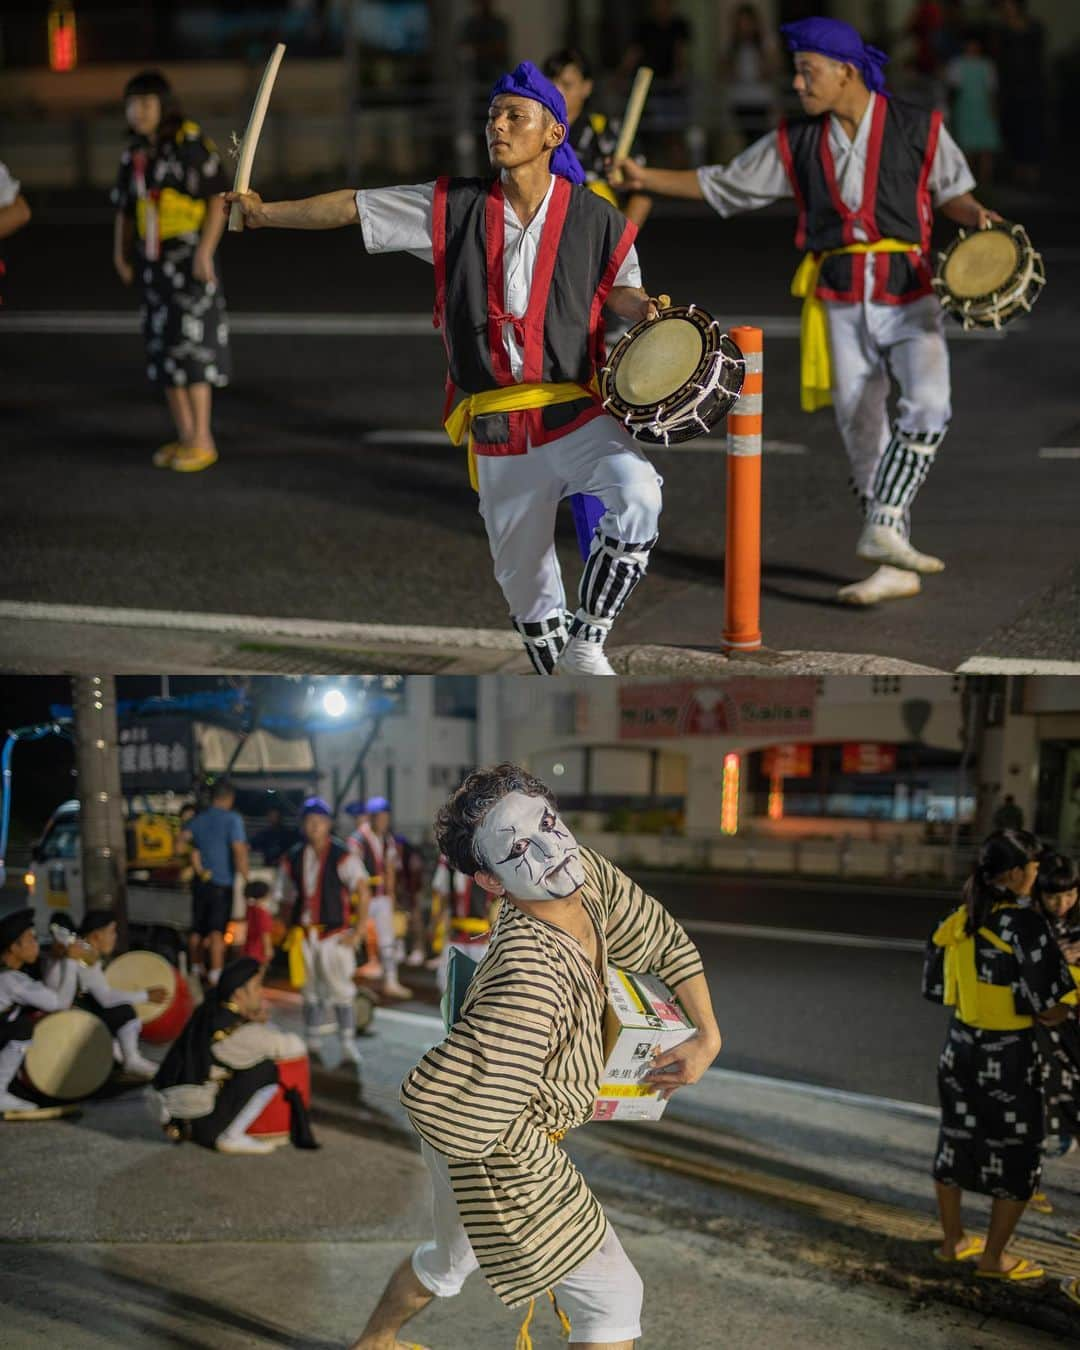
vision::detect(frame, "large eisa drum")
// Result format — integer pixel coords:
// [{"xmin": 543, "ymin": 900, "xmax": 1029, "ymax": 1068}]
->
[
  {"xmin": 599, "ymin": 304, "xmax": 745, "ymax": 446},
  {"xmin": 106, "ymin": 950, "xmax": 194, "ymax": 1044},
  {"xmin": 21, "ymin": 1009, "xmax": 114, "ymax": 1102},
  {"xmin": 932, "ymin": 220, "xmax": 1045, "ymax": 331},
  {"xmin": 248, "ymin": 1055, "xmax": 311, "ymax": 1140}
]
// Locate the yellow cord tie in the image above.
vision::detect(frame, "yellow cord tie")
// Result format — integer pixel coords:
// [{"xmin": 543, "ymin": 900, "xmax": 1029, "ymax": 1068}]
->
[
  {"xmin": 790, "ymin": 239, "xmax": 920, "ymax": 412},
  {"xmin": 549, "ymin": 1290, "xmax": 572, "ymax": 1339},
  {"xmin": 515, "ymin": 1298, "xmax": 536, "ymax": 1350}
]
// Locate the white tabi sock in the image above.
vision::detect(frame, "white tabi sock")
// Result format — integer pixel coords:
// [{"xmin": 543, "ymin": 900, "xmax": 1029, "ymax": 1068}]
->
[{"xmin": 218, "ymin": 1082, "xmax": 279, "ymax": 1144}]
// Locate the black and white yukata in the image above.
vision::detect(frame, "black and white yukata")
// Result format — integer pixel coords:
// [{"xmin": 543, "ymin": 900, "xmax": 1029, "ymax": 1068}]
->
[
  {"xmin": 1034, "ymin": 914, "xmax": 1080, "ymax": 1150},
  {"xmin": 924, "ymin": 899, "xmax": 1074, "ymax": 1201},
  {"xmin": 112, "ymin": 121, "xmax": 231, "ymax": 391}
]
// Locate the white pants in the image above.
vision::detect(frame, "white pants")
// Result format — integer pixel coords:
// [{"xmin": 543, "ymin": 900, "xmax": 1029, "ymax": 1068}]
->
[
  {"xmin": 476, "ymin": 416, "xmax": 663, "ymax": 625},
  {"xmin": 826, "ymin": 290, "xmax": 951, "ymax": 535},
  {"xmin": 300, "ymin": 930, "xmax": 356, "ymax": 1010},
  {"xmin": 412, "ymin": 1139, "xmax": 643, "ymax": 1344},
  {"xmin": 368, "ymin": 895, "xmax": 399, "ymax": 982}
]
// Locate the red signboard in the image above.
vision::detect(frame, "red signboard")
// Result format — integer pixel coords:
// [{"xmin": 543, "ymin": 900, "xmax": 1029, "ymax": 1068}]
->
[
  {"xmin": 618, "ymin": 679, "xmax": 816, "ymax": 740},
  {"xmin": 761, "ymin": 743, "xmax": 813, "ymax": 778},
  {"xmin": 841, "ymin": 742, "xmax": 898, "ymax": 775}
]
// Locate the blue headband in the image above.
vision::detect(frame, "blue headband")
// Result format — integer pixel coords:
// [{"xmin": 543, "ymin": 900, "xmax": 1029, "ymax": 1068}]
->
[
  {"xmin": 488, "ymin": 61, "xmax": 586, "ymax": 184},
  {"xmin": 301, "ymin": 796, "xmax": 332, "ymax": 818},
  {"xmin": 781, "ymin": 17, "xmax": 890, "ymax": 97}
]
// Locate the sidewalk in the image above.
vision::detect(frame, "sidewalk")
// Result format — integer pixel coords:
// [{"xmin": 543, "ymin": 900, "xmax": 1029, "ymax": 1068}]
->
[
  {"xmin": 3, "ymin": 993, "xmax": 1079, "ymax": 1346},
  {"xmin": 0, "ymin": 604, "xmax": 946, "ymax": 675}
]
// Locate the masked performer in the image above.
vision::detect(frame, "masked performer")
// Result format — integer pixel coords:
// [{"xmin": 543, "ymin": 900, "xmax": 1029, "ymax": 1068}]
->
[
  {"xmin": 148, "ymin": 956, "xmax": 315, "ymax": 1154},
  {"xmin": 46, "ymin": 910, "xmax": 166, "ymax": 1079},
  {"xmin": 277, "ymin": 797, "xmax": 369, "ymax": 1066},
  {"xmin": 226, "ymin": 62, "xmax": 664, "ymax": 676},
  {"xmin": 0, "ymin": 910, "xmax": 79, "ymax": 1117},
  {"xmin": 923, "ymin": 831, "xmax": 1073, "ymax": 1280},
  {"xmin": 349, "ymin": 764, "xmax": 722, "ymax": 1350},
  {"xmin": 113, "ymin": 70, "xmax": 230, "ymax": 472},
  {"xmin": 616, "ymin": 15, "xmax": 1002, "ymax": 607}
]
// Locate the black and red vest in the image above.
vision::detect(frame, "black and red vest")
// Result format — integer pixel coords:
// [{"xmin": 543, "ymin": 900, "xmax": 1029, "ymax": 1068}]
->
[
  {"xmin": 432, "ymin": 174, "xmax": 637, "ymax": 456},
  {"xmin": 283, "ymin": 839, "xmax": 350, "ymax": 931},
  {"xmin": 777, "ymin": 97, "xmax": 942, "ymax": 305}
]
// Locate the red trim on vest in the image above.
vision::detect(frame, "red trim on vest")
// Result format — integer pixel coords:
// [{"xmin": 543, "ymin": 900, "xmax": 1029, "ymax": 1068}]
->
[
  {"xmin": 777, "ymin": 120, "xmax": 806, "ymax": 251},
  {"xmin": 527, "ymin": 401, "xmax": 608, "ymax": 448},
  {"xmin": 819, "ymin": 120, "xmax": 854, "ymax": 246},
  {"xmin": 523, "ymin": 176, "xmax": 570, "ymax": 384},
  {"xmin": 858, "ymin": 96, "xmax": 888, "ymax": 242},
  {"xmin": 485, "ymin": 182, "xmax": 514, "ymax": 387},
  {"xmin": 869, "ymin": 107, "xmax": 940, "ymax": 305}
]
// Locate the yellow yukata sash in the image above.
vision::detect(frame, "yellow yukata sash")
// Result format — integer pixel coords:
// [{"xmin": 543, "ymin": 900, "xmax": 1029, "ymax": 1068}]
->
[
  {"xmin": 136, "ymin": 187, "xmax": 207, "ymax": 243},
  {"xmin": 791, "ymin": 238, "xmax": 921, "ymax": 413},
  {"xmin": 444, "ymin": 381, "xmax": 597, "ymax": 491},
  {"xmin": 932, "ymin": 905, "xmax": 1033, "ymax": 1030}
]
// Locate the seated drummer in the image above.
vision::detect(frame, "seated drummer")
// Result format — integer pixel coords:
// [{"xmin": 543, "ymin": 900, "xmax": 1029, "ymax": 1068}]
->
[
  {"xmin": 48, "ymin": 910, "xmax": 167, "ymax": 1080},
  {"xmin": 148, "ymin": 956, "xmax": 316, "ymax": 1155},
  {"xmin": 0, "ymin": 908, "xmax": 79, "ymax": 1118}
]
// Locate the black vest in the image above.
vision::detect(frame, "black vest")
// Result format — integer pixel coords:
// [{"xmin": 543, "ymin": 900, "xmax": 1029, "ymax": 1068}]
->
[
  {"xmin": 284, "ymin": 839, "xmax": 350, "ymax": 930},
  {"xmin": 778, "ymin": 97, "xmax": 941, "ymax": 303},
  {"xmin": 433, "ymin": 175, "xmax": 636, "ymax": 454}
]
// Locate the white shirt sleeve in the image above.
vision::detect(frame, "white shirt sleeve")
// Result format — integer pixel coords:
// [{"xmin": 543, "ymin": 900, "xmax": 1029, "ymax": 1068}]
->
[
  {"xmin": 614, "ymin": 243, "xmax": 642, "ymax": 290},
  {"xmin": 696, "ymin": 131, "xmax": 792, "ymax": 218},
  {"xmin": 0, "ymin": 161, "xmax": 20, "ymax": 209},
  {"xmin": 212, "ymin": 1020, "xmax": 306, "ymax": 1071},
  {"xmin": 432, "ymin": 859, "xmax": 450, "ymax": 894},
  {"xmin": 928, "ymin": 123, "xmax": 977, "ymax": 206},
  {"xmin": 355, "ymin": 182, "xmax": 437, "ymax": 262},
  {"xmin": 80, "ymin": 962, "xmax": 147, "ymax": 1008},
  {"xmin": 274, "ymin": 858, "xmax": 295, "ymax": 908},
  {"xmin": 339, "ymin": 852, "xmax": 370, "ymax": 892},
  {"xmin": 10, "ymin": 964, "xmax": 77, "ymax": 1012}
]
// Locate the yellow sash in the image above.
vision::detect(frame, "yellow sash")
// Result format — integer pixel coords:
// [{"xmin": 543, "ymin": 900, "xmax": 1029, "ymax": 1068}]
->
[
  {"xmin": 932, "ymin": 905, "xmax": 1033, "ymax": 1030},
  {"xmin": 586, "ymin": 180, "xmax": 620, "ymax": 209},
  {"xmin": 136, "ymin": 186, "xmax": 207, "ymax": 243},
  {"xmin": 444, "ymin": 381, "xmax": 597, "ymax": 490},
  {"xmin": 791, "ymin": 238, "xmax": 921, "ymax": 412},
  {"xmin": 282, "ymin": 925, "xmax": 307, "ymax": 990}
]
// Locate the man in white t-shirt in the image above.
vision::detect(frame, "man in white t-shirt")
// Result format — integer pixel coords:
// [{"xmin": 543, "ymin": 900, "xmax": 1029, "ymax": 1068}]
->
[{"xmin": 225, "ymin": 62, "xmax": 666, "ymax": 675}]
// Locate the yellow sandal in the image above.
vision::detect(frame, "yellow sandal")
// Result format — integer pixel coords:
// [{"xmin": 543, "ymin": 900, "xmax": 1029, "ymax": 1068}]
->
[
  {"xmin": 975, "ymin": 1257, "xmax": 1045, "ymax": 1281},
  {"xmin": 934, "ymin": 1235, "xmax": 986, "ymax": 1264},
  {"xmin": 152, "ymin": 441, "xmax": 181, "ymax": 467}
]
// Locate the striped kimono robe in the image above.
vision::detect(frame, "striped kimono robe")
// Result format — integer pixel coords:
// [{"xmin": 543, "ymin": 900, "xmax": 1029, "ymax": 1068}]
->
[{"xmin": 399, "ymin": 845, "xmax": 704, "ymax": 1307}]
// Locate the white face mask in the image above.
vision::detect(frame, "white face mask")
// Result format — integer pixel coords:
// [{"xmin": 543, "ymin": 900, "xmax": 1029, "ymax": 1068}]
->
[{"xmin": 475, "ymin": 791, "xmax": 585, "ymax": 902}]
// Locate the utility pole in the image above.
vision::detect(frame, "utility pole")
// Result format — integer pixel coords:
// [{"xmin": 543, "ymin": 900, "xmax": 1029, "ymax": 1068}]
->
[{"xmin": 73, "ymin": 676, "xmax": 129, "ymax": 950}]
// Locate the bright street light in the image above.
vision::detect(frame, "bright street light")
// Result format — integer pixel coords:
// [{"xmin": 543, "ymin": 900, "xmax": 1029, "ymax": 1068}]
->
[{"xmin": 322, "ymin": 688, "xmax": 348, "ymax": 718}]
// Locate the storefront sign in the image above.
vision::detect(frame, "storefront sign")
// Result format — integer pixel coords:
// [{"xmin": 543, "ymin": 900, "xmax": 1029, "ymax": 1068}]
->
[
  {"xmin": 118, "ymin": 718, "xmax": 194, "ymax": 791},
  {"xmin": 761, "ymin": 743, "xmax": 814, "ymax": 778},
  {"xmin": 619, "ymin": 680, "xmax": 816, "ymax": 740},
  {"xmin": 841, "ymin": 742, "xmax": 898, "ymax": 775}
]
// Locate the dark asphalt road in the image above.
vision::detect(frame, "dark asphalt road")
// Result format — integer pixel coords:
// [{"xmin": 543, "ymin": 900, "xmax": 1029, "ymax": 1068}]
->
[{"xmin": 2, "ymin": 194, "xmax": 1078, "ymax": 667}]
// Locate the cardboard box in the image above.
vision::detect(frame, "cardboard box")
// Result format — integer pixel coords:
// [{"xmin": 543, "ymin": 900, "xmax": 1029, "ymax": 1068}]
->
[{"xmin": 593, "ymin": 968, "xmax": 696, "ymax": 1122}]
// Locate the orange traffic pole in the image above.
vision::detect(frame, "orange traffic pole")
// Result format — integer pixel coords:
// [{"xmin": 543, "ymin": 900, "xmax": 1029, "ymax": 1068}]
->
[{"xmin": 724, "ymin": 326, "xmax": 763, "ymax": 650}]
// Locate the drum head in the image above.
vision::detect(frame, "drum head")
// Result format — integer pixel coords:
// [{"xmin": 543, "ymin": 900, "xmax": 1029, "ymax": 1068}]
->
[
  {"xmin": 943, "ymin": 229, "xmax": 1019, "ymax": 298},
  {"xmin": 25, "ymin": 1009, "xmax": 113, "ymax": 1101},
  {"xmin": 355, "ymin": 989, "xmax": 376, "ymax": 1033},
  {"xmin": 613, "ymin": 317, "xmax": 704, "ymax": 407},
  {"xmin": 106, "ymin": 950, "xmax": 175, "ymax": 1024}
]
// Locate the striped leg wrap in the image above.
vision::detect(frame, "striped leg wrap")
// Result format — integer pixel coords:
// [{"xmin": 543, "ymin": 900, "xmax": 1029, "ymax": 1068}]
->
[
  {"xmin": 513, "ymin": 611, "xmax": 571, "ymax": 676},
  {"xmin": 867, "ymin": 426, "xmax": 947, "ymax": 534},
  {"xmin": 570, "ymin": 533, "xmax": 657, "ymax": 642}
]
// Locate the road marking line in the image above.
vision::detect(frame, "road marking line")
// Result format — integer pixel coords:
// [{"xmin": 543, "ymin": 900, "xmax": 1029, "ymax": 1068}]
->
[
  {"xmin": 0, "ymin": 310, "xmax": 1013, "ymax": 340},
  {"xmin": 957, "ymin": 657, "xmax": 1080, "ymax": 675},
  {"xmin": 680, "ymin": 919, "xmax": 924, "ymax": 951},
  {"xmin": 0, "ymin": 600, "xmax": 522, "ymax": 650},
  {"xmin": 1039, "ymin": 447, "xmax": 1080, "ymax": 458},
  {"xmin": 359, "ymin": 429, "xmax": 808, "ymax": 455}
]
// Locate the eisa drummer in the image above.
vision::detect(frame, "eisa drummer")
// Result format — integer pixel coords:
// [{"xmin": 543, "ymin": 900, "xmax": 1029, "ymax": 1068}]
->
[
  {"xmin": 0, "ymin": 909, "xmax": 79, "ymax": 1118},
  {"xmin": 44, "ymin": 910, "xmax": 166, "ymax": 1080},
  {"xmin": 148, "ymin": 956, "xmax": 315, "ymax": 1155},
  {"xmin": 618, "ymin": 15, "xmax": 1003, "ymax": 607}
]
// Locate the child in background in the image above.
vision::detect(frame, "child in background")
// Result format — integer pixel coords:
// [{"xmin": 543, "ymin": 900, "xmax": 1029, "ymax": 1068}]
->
[
  {"xmin": 946, "ymin": 29, "xmax": 1001, "ymax": 186},
  {"xmin": 243, "ymin": 881, "xmax": 275, "ymax": 967}
]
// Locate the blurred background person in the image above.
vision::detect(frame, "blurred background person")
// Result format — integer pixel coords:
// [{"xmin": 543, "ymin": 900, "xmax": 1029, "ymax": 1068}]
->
[
  {"xmin": 242, "ymin": 880, "xmax": 276, "ymax": 968},
  {"xmin": 250, "ymin": 804, "xmax": 300, "ymax": 867},
  {"xmin": 0, "ymin": 159, "xmax": 31, "ymax": 305},
  {"xmin": 946, "ymin": 28, "xmax": 1001, "ymax": 185},
  {"xmin": 458, "ymin": 0, "xmax": 510, "ymax": 88},
  {"xmin": 994, "ymin": 0, "xmax": 1046, "ymax": 187},
  {"xmin": 723, "ymin": 3, "xmax": 781, "ymax": 149},
  {"xmin": 112, "ymin": 70, "xmax": 230, "ymax": 473},
  {"xmin": 187, "ymin": 780, "xmax": 249, "ymax": 988},
  {"xmin": 905, "ymin": 0, "xmax": 946, "ymax": 106},
  {"xmin": 622, "ymin": 0, "xmax": 693, "ymax": 166}
]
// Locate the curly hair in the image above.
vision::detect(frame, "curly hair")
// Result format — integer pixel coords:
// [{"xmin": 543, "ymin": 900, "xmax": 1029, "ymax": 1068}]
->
[{"xmin": 435, "ymin": 763, "xmax": 556, "ymax": 875}]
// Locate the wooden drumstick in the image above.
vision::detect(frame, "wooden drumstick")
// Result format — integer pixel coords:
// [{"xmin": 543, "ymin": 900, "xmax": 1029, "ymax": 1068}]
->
[
  {"xmin": 229, "ymin": 42, "xmax": 286, "ymax": 232},
  {"xmin": 609, "ymin": 66, "xmax": 654, "ymax": 187}
]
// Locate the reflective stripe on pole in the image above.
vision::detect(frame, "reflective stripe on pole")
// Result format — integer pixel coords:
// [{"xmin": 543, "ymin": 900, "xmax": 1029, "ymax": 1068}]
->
[{"xmin": 724, "ymin": 326, "xmax": 763, "ymax": 650}]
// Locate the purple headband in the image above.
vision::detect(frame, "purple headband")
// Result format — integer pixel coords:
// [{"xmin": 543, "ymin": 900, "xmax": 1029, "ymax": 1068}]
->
[
  {"xmin": 488, "ymin": 61, "xmax": 586, "ymax": 185},
  {"xmin": 781, "ymin": 17, "xmax": 890, "ymax": 97}
]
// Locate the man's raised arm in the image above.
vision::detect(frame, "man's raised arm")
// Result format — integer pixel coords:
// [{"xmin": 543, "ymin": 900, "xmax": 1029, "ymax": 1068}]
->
[{"xmin": 222, "ymin": 188, "xmax": 360, "ymax": 230}]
